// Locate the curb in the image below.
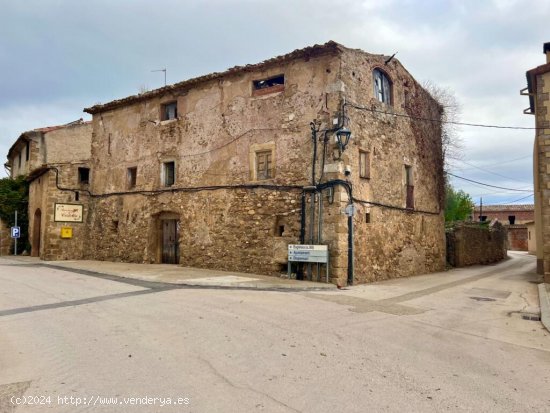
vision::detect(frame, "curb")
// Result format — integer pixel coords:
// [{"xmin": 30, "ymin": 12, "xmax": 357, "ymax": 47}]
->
[
  {"xmin": 538, "ymin": 283, "xmax": 550, "ymax": 332},
  {"xmin": 38, "ymin": 261, "xmax": 337, "ymax": 292}
]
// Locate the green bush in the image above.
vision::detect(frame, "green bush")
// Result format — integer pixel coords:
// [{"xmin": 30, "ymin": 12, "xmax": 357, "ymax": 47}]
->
[{"xmin": 0, "ymin": 176, "xmax": 30, "ymax": 252}]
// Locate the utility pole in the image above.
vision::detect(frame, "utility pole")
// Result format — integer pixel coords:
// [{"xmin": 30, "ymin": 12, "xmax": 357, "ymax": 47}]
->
[{"xmin": 479, "ymin": 197, "xmax": 483, "ymax": 222}]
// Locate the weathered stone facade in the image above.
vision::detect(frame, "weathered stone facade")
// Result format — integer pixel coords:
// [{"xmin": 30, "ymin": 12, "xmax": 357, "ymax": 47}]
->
[
  {"xmin": 446, "ymin": 222, "xmax": 507, "ymax": 267},
  {"xmin": 0, "ymin": 218, "xmax": 11, "ymax": 255},
  {"xmin": 82, "ymin": 42, "xmax": 445, "ymax": 285},
  {"xmin": 525, "ymin": 42, "xmax": 550, "ymax": 280},
  {"xmin": 5, "ymin": 120, "xmax": 92, "ymax": 259},
  {"xmin": 527, "ymin": 221, "xmax": 537, "ymax": 254}
]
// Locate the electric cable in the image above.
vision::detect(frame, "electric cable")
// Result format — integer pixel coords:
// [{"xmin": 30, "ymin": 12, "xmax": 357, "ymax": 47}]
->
[
  {"xmin": 447, "ymin": 172, "xmax": 533, "ymax": 192},
  {"xmin": 346, "ymin": 102, "xmax": 538, "ymax": 130}
]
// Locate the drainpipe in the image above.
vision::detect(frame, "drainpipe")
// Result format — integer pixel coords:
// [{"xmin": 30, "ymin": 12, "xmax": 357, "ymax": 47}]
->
[
  {"xmin": 347, "ymin": 212, "xmax": 354, "ymax": 286},
  {"xmin": 308, "ymin": 122, "xmax": 319, "ymax": 280},
  {"xmin": 296, "ymin": 191, "xmax": 307, "ymax": 280}
]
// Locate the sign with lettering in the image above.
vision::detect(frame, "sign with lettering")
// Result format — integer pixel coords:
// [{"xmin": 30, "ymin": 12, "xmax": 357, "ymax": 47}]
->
[
  {"xmin": 54, "ymin": 203, "xmax": 83, "ymax": 223},
  {"xmin": 288, "ymin": 244, "xmax": 328, "ymax": 263},
  {"xmin": 11, "ymin": 226, "xmax": 20, "ymax": 238}
]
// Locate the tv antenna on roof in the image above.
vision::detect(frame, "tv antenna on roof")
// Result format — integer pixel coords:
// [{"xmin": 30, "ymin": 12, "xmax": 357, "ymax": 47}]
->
[{"xmin": 151, "ymin": 68, "xmax": 167, "ymax": 86}]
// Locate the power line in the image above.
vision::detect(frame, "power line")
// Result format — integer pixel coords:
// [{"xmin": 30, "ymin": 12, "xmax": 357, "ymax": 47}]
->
[
  {"xmin": 451, "ymin": 159, "xmax": 532, "ymax": 184},
  {"xmin": 447, "ymin": 172, "xmax": 533, "ymax": 192},
  {"xmin": 346, "ymin": 102, "xmax": 538, "ymax": 130},
  {"xmin": 494, "ymin": 193, "xmax": 534, "ymax": 204},
  {"xmin": 457, "ymin": 154, "xmax": 532, "ymax": 170}
]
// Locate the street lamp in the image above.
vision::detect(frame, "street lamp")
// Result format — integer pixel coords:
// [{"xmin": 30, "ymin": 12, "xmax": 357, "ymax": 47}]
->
[{"xmin": 335, "ymin": 127, "xmax": 352, "ymax": 158}]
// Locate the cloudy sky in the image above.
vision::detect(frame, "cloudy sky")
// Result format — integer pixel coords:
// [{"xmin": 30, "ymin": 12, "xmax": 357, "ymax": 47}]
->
[{"xmin": 0, "ymin": 0, "xmax": 547, "ymax": 205}]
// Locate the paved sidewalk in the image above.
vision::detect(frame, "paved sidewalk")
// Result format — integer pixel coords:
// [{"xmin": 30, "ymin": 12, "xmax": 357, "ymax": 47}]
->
[{"xmin": 0, "ymin": 256, "xmax": 336, "ymax": 291}]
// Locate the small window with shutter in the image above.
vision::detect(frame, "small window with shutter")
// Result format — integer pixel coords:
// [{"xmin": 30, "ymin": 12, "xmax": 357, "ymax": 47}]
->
[
  {"xmin": 359, "ymin": 150, "xmax": 370, "ymax": 179},
  {"xmin": 256, "ymin": 151, "xmax": 273, "ymax": 180}
]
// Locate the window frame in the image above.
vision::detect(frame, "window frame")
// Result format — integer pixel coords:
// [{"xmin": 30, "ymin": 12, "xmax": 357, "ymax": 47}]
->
[
  {"xmin": 127, "ymin": 167, "xmax": 137, "ymax": 189},
  {"xmin": 252, "ymin": 74, "xmax": 285, "ymax": 97},
  {"xmin": 162, "ymin": 161, "xmax": 176, "ymax": 187},
  {"xmin": 78, "ymin": 167, "xmax": 90, "ymax": 185},
  {"xmin": 249, "ymin": 142, "xmax": 276, "ymax": 181},
  {"xmin": 373, "ymin": 68, "xmax": 392, "ymax": 105},
  {"xmin": 359, "ymin": 150, "xmax": 370, "ymax": 179},
  {"xmin": 161, "ymin": 101, "xmax": 178, "ymax": 121},
  {"xmin": 255, "ymin": 150, "xmax": 273, "ymax": 181},
  {"xmin": 405, "ymin": 165, "xmax": 414, "ymax": 209}
]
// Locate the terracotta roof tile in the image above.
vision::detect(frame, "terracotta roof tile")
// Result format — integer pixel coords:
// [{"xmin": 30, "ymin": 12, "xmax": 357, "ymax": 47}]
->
[{"xmin": 474, "ymin": 204, "xmax": 534, "ymax": 212}]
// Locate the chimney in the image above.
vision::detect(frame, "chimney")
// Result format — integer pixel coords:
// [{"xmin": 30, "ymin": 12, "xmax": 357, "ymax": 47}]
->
[{"xmin": 544, "ymin": 42, "xmax": 550, "ymax": 64}]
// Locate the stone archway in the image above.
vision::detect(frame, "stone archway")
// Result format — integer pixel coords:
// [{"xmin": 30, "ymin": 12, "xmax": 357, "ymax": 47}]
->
[{"xmin": 31, "ymin": 208, "xmax": 41, "ymax": 257}]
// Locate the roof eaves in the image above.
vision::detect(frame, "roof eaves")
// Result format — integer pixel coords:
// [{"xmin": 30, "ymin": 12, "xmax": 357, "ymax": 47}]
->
[{"xmin": 84, "ymin": 41, "xmax": 344, "ymax": 115}]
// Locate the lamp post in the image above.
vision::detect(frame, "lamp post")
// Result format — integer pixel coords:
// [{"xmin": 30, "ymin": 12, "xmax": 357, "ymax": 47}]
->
[{"xmin": 335, "ymin": 127, "xmax": 352, "ymax": 159}]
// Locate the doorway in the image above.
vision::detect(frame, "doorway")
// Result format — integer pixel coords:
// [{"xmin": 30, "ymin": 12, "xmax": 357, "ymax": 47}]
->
[
  {"xmin": 31, "ymin": 208, "xmax": 41, "ymax": 257},
  {"xmin": 161, "ymin": 219, "xmax": 180, "ymax": 264}
]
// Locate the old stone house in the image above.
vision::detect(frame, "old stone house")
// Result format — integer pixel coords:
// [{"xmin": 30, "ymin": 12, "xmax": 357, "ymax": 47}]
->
[
  {"xmin": 77, "ymin": 41, "xmax": 445, "ymax": 285},
  {"xmin": 4, "ymin": 119, "xmax": 92, "ymax": 259},
  {"xmin": 523, "ymin": 42, "xmax": 550, "ymax": 279},
  {"xmin": 473, "ymin": 204, "xmax": 534, "ymax": 251}
]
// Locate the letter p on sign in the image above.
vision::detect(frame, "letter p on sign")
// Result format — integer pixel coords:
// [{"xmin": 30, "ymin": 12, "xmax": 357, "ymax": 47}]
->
[{"xmin": 11, "ymin": 226, "xmax": 20, "ymax": 238}]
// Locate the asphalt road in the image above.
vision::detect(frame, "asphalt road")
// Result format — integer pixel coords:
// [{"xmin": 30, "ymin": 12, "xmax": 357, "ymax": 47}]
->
[{"xmin": 0, "ymin": 253, "xmax": 549, "ymax": 412}]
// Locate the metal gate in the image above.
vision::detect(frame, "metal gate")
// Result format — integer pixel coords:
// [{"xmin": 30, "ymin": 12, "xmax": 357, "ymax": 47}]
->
[{"xmin": 161, "ymin": 219, "xmax": 180, "ymax": 264}]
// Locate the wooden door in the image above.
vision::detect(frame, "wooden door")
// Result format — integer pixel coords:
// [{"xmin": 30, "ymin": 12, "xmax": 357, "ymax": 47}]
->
[{"xmin": 162, "ymin": 219, "xmax": 179, "ymax": 264}]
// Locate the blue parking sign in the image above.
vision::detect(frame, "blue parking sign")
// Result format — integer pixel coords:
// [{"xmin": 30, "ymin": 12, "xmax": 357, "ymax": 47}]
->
[{"xmin": 11, "ymin": 226, "xmax": 20, "ymax": 238}]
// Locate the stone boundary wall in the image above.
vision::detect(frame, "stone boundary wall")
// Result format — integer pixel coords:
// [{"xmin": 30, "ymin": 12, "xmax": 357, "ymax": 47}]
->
[
  {"xmin": 446, "ymin": 222, "xmax": 507, "ymax": 267},
  {"xmin": 0, "ymin": 218, "xmax": 11, "ymax": 255}
]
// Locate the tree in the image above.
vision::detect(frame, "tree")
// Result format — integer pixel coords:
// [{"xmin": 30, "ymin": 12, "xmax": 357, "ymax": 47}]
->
[
  {"xmin": 445, "ymin": 183, "xmax": 474, "ymax": 222},
  {"xmin": 0, "ymin": 176, "xmax": 30, "ymax": 252},
  {"xmin": 423, "ymin": 81, "xmax": 463, "ymax": 171}
]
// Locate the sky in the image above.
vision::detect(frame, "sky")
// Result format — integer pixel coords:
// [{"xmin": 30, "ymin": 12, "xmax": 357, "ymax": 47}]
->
[{"xmin": 0, "ymin": 0, "xmax": 548, "ymax": 205}]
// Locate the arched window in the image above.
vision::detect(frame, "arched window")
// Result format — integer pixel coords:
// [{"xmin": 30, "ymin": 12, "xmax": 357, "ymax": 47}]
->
[{"xmin": 373, "ymin": 69, "xmax": 392, "ymax": 105}]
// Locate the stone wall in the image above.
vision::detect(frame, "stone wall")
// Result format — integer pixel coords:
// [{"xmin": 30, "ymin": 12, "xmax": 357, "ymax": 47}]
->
[
  {"xmin": 527, "ymin": 222, "xmax": 537, "ymax": 255},
  {"xmin": 446, "ymin": 222, "xmax": 507, "ymax": 267},
  {"xmin": 340, "ymin": 48, "xmax": 446, "ymax": 282},
  {"xmin": 0, "ymin": 218, "xmax": 11, "ymax": 255},
  {"xmin": 532, "ymin": 57, "xmax": 550, "ymax": 281},
  {"xmin": 27, "ymin": 122, "xmax": 92, "ymax": 260},
  {"xmin": 44, "ymin": 123, "xmax": 91, "ymax": 165},
  {"xmin": 86, "ymin": 49, "xmax": 347, "ymax": 280},
  {"xmin": 28, "ymin": 169, "xmax": 90, "ymax": 260}
]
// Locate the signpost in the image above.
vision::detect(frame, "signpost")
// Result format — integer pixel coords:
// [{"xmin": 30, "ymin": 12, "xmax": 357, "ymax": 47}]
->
[
  {"xmin": 288, "ymin": 244, "xmax": 329, "ymax": 282},
  {"xmin": 11, "ymin": 211, "xmax": 19, "ymax": 255}
]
